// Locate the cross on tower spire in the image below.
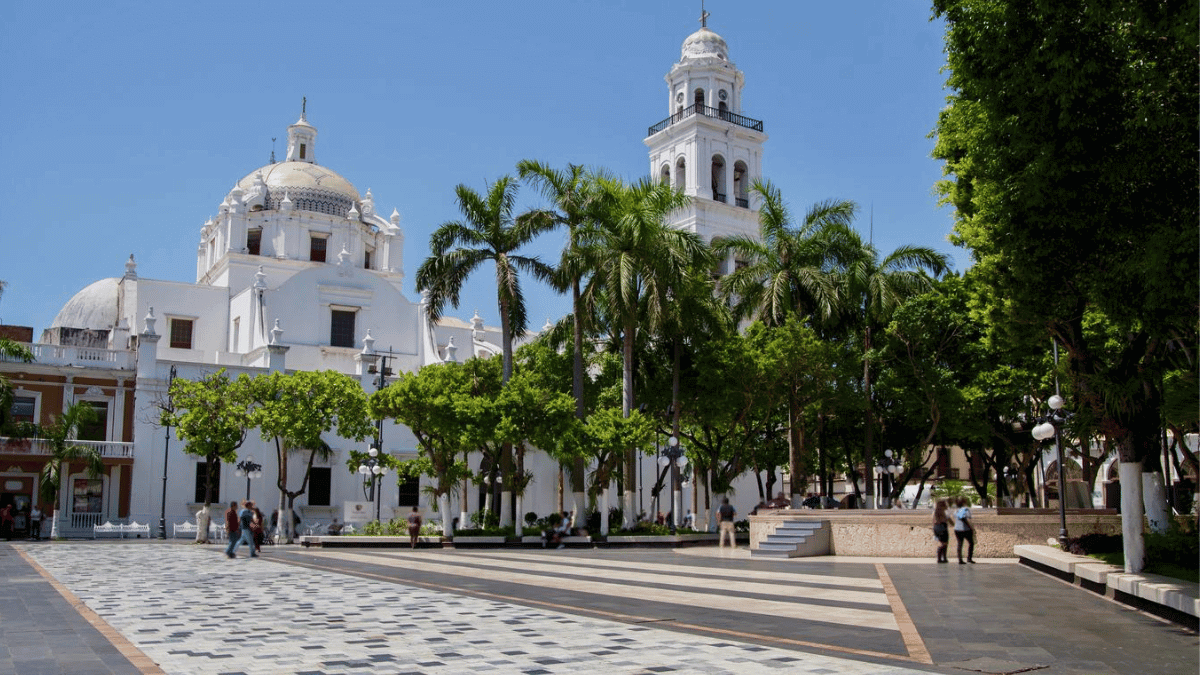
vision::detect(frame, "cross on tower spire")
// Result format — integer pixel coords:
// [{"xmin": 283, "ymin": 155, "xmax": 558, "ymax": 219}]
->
[
  {"xmin": 301, "ymin": 96, "xmax": 307, "ymax": 121},
  {"xmin": 699, "ymin": 1, "xmax": 710, "ymax": 28}
]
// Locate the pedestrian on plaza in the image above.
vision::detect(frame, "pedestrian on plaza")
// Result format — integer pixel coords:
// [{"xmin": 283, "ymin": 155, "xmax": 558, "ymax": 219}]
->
[
  {"xmin": 718, "ymin": 498, "xmax": 736, "ymax": 549},
  {"xmin": 28, "ymin": 504, "xmax": 42, "ymax": 541},
  {"xmin": 683, "ymin": 510, "xmax": 695, "ymax": 529},
  {"xmin": 0, "ymin": 504, "xmax": 13, "ymax": 541},
  {"xmin": 406, "ymin": 507, "xmax": 422, "ymax": 549},
  {"xmin": 225, "ymin": 500, "xmax": 258, "ymax": 559},
  {"xmin": 223, "ymin": 501, "xmax": 240, "ymax": 543},
  {"xmin": 954, "ymin": 496, "xmax": 975, "ymax": 564},
  {"xmin": 932, "ymin": 500, "xmax": 952, "ymax": 563},
  {"xmin": 251, "ymin": 506, "xmax": 266, "ymax": 552}
]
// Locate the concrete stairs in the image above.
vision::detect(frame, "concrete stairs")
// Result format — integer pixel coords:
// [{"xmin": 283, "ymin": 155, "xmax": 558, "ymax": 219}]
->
[{"xmin": 751, "ymin": 520, "xmax": 830, "ymax": 558}]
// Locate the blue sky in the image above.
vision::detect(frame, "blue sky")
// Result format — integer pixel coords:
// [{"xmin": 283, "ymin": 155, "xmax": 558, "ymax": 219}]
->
[{"xmin": 0, "ymin": 1, "xmax": 963, "ymax": 337}]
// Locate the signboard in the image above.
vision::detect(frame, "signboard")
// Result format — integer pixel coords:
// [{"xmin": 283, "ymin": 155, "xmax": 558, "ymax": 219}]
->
[{"xmin": 343, "ymin": 501, "xmax": 374, "ymax": 527}]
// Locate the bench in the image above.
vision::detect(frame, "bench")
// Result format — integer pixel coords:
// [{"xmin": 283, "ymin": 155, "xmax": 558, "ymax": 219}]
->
[
  {"xmin": 172, "ymin": 521, "xmax": 226, "ymax": 541},
  {"xmin": 93, "ymin": 520, "xmax": 151, "ymax": 539}
]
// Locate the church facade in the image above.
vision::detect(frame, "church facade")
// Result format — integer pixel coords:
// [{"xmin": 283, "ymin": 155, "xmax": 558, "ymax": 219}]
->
[{"xmin": 0, "ymin": 21, "xmax": 784, "ymax": 537}]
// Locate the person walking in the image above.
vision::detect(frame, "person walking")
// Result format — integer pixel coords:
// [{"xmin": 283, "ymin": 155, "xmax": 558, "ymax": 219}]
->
[
  {"xmin": 718, "ymin": 498, "xmax": 737, "ymax": 549},
  {"xmin": 225, "ymin": 500, "xmax": 258, "ymax": 559},
  {"xmin": 954, "ymin": 496, "xmax": 975, "ymax": 563},
  {"xmin": 251, "ymin": 506, "xmax": 266, "ymax": 552},
  {"xmin": 28, "ymin": 504, "xmax": 42, "ymax": 541},
  {"xmin": 932, "ymin": 500, "xmax": 952, "ymax": 563},
  {"xmin": 406, "ymin": 507, "xmax": 422, "ymax": 549},
  {"xmin": 223, "ymin": 501, "xmax": 240, "ymax": 544}
]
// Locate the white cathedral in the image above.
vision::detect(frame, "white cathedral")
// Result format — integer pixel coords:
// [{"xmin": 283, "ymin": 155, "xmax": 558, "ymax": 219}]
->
[{"xmin": 0, "ymin": 20, "xmax": 771, "ymax": 537}]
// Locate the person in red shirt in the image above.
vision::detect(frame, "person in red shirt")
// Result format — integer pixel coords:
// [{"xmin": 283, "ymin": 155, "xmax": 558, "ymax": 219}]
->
[{"xmin": 223, "ymin": 502, "xmax": 240, "ymax": 542}]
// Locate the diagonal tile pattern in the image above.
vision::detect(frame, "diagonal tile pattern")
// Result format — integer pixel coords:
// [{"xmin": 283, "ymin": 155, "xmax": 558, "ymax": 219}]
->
[{"xmin": 19, "ymin": 544, "xmax": 933, "ymax": 675}]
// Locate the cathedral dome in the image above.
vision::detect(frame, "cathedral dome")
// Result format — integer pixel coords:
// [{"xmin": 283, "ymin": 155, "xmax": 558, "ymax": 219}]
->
[
  {"xmin": 50, "ymin": 278, "xmax": 119, "ymax": 331},
  {"xmin": 681, "ymin": 27, "xmax": 728, "ymax": 61},
  {"xmin": 232, "ymin": 161, "xmax": 362, "ymax": 218}
]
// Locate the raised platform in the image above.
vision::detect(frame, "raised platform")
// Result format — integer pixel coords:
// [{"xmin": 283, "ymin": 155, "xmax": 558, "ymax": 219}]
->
[{"xmin": 1015, "ymin": 544, "xmax": 1198, "ymax": 630}]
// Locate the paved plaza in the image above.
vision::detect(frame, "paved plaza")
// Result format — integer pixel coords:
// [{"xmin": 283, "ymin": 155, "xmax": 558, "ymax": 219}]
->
[{"xmin": 1, "ymin": 541, "xmax": 1196, "ymax": 675}]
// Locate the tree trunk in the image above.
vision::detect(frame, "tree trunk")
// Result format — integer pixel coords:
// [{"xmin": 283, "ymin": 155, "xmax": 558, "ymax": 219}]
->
[
  {"xmin": 621, "ymin": 321, "xmax": 636, "ymax": 529},
  {"xmin": 439, "ymin": 493, "xmax": 452, "ymax": 537},
  {"xmin": 1118, "ymin": 461, "xmax": 1146, "ymax": 573},
  {"xmin": 862, "ymin": 325, "xmax": 876, "ymax": 507},
  {"xmin": 599, "ymin": 487, "xmax": 610, "ymax": 536},
  {"xmin": 787, "ymin": 390, "xmax": 804, "ymax": 508},
  {"xmin": 1142, "ymin": 470, "xmax": 1170, "ymax": 534}
]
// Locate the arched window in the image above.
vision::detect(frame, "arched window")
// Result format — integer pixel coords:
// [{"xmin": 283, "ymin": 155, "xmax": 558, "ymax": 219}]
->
[
  {"xmin": 675, "ymin": 157, "xmax": 686, "ymax": 191},
  {"xmin": 718, "ymin": 101, "xmax": 728, "ymax": 120},
  {"xmin": 733, "ymin": 161, "xmax": 749, "ymax": 208},
  {"xmin": 659, "ymin": 163, "xmax": 671, "ymax": 185},
  {"xmin": 711, "ymin": 155, "xmax": 726, "ymax": 203},
  {"xmin": 693, "ymin": 88, "xmax": 705, "ymax": 110}
]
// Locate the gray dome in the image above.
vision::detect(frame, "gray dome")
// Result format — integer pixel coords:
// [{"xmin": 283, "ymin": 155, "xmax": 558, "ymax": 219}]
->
[{"xmin": 51, "ymin": 278, "xmax": 119, "ymax": 331}]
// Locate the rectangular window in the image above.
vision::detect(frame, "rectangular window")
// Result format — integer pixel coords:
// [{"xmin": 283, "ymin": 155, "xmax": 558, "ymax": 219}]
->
[
  {"xmin": 78, "ymin": 401, "xmax": 108, "ymax": 442},
  {"xmin": 11, "ymin": 396, "xmax": 35, "ymax": 424},
  {"xmin": 247, "ymin": 229, "xmax": 262, "ymax": 256},
  {"xmin": 300, "ymin": 143, "xmax": 307, "ymax": 160},
  {"xmin": 330, "ymin": 310, "xmax": 356, "ymax": 348},
  {"xmin": 309, "ymin": 467, "xmax": 331, "ymax": 506},
  {"xmin": 397, "ymin": 474, "xmax": 420, "ymax": 508},
  {"xmin": 169, "ymin": 318, "xmax": 194, "ymax": 349},
  {"xmin": 72, "ymin": 479, "xmax": 103, "ymax": 513},
  {"xmin": 194, "ymin": 463, "xmax": 220, "ymax": 504},
  {"xmin": 363, "ymin": 248, "xmax": 373, "ymax": 270},
  {"xmin": 310, "ymin": 236, "xmax": 327, "ymax": 262}
]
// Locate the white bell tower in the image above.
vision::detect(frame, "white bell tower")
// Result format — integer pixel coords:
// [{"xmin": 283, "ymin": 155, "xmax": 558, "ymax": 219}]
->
[{"xmin": 645, "ymin": 10, "xmax": 767, "ymax": 260}]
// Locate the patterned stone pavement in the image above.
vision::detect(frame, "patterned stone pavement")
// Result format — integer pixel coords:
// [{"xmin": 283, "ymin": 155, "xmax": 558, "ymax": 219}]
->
[
  {"xmin": 4, "ymin": 541, "xmax": 1197, "ymax": 675},
  {"xmin": 8, "ymin": 542, "xmax": 933, "ymax": 675}
]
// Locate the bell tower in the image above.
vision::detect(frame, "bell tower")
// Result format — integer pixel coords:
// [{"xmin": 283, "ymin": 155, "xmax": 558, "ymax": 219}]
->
[{"xmin": 644, "ymin": 11, "xmax": 767, "ymax": 258}]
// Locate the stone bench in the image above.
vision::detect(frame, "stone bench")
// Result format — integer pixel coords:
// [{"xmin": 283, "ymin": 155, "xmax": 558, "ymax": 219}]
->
[
  {"xmin": 520, "ymin": 535, "xmax": 593, "ymax": 547},
  {"xmin": 1016, "ymin": 544, "xmax": 1198, "ymax": 629}
]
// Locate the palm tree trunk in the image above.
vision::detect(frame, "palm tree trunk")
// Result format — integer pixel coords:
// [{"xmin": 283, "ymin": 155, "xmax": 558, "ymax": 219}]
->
[
  {"xmin": 570, "ymin": 280, "xmax": 588, "ymax": 516},
  {"xmin": 862, "ymin": 324, "xmax": 876, "ymax": 507},
  {"xmin": 787, "ymin": 390, "xmax": 805, "ymax": 508},
  {"xmin": 621, "ymin": 319, "xmax": 637, "ymax": 529}
]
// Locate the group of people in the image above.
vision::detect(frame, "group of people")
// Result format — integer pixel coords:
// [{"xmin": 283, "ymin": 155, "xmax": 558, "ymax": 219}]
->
[
  {"xmin": 0, "ymin": 503, "xmax": 43, "ymax": 541},
  {"xmin": 932, "ymin": 497, "xmax": 975, "ymax": 564},
  {"xmin": 541, "ymin": 511, "xmax": 573, "ymax": 549},
  {"xmin": 223, "ymin": 500, "xmax": 267, "ymax": 559}
]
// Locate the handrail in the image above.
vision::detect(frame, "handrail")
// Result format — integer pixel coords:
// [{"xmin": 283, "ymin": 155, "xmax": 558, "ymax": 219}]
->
[
  {"xmin": 0, "ymin": 437, "xmax": 135, "ymax": 458},
  {"xmin": 648, "ymin": 103, "xmax": 765, "ymax": 136}
]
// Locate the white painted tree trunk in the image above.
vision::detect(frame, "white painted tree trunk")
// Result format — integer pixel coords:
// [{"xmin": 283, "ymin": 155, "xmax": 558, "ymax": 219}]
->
[
  {"xmin": 195, "ymin": 507, "xmax": 210, "ymax": 544},
  {"xmin": 1142, "ymin": 470, "xmax": 1170, "ymax": 534},
  {"xmin": 1118, "ymin": 461, "xmax": 1146, "ymax": 573},
  {"xmin": 500, "ymin": 490, "xmax": 513, "ymax": 527},
  {"xmin": 600, "ymin": 487, "xmax": 610, "ymax": 536},
  {"xmin": 571, "ymin": 490, "xmax": 586, "ymax": 523},
  {"xmin": 514, "ymin": 494, "xmax": 524, "ymax": 538},
  {"xmin": 439, "ymin": 494, "xmax": 452, "ymax": 537}
]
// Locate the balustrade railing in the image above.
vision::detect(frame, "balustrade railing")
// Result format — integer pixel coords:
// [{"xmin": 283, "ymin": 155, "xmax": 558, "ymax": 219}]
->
[
  {"xmin": 648, "ymin": 103, "xmax": 765, "ymax": 136},
  {"xmin": 0, "ymin": 437, "xmax": 134, "ymax": 458},
  {"xmin": 736, "ymin": 197, "xmax": 750, "ymax": 208},
  {"xmin": 71, "ymin": 512, "xmax": 103, "ymax": 529},
  {"xmin": 713, "ymin": 193, "xmax": 727, "ymax": 203},
  {"xmin": 0, "ymin": 343, "xmax": 134, "ymax": 369}
]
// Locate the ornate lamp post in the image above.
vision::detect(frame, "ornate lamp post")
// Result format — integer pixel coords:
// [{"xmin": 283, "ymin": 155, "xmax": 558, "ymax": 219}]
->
[
  {"xmin": 234, "ymin": 457, "xmax": 262, "ymax": 500},
  {"xmin": 657, "ymin": 435, "xmax": 689, "ymax": 533},
  {"xmin": 158, "ymin": 365, "xmax": 176, "ymax": 539},
  {"xmin": 1032, "ymin": 392, "xmax": 1073, "ymax": 547},
  {"xmin": 358, "ymin": 446, "xmax": 388, "ymax": 522},
  {"xmin": 874, "ymin": 449, "xmax": 903, "ymax": 508}
]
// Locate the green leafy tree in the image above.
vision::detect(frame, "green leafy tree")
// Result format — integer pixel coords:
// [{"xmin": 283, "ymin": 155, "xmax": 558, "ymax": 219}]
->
[
  {"xmin": 932, "ymin": 0, "xmax": 1198, "ymax": 570},
  {"xmin": 250, "ymin": 370, "xmax": 373, "ymax": 542},
  {"xmin": 0, "ymin": 337, "xmax": 34, "ymax": 434},
  {"xmin": 416, "ymin": 176, "xmax": 556, "ymax": 526},
  {"xmin": 581, "ymin": 405, "xmax": 654, "ymax": 535},
  {"xmin": 162, "ymin": 369, "xmax": 253, "ymax": 542}
]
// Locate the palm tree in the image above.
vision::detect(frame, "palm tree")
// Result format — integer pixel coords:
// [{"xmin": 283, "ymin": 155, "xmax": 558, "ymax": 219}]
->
[
  {"xmin": 517, "ymin": 160, "xmax": 600, "ymax": 516},
  {"xmin": 838, "ymin": 231, "xmax": 948, "ymax": 504},
  {"xmin": 715, "ymin": 179, "xmax": 858, "ymax": 327},
  {"xmin": 38, "ymin": 402, "xmax": 104, "ymax": 539},
  {"xmin": 583, "ymin": 175, "xmax": 696, "ymax": 526},
  {"xmin": 714, "ymin": 180, "xmax": 857, "ymax": 505},
  {"xmin": 415, "ymin": 176, "xmax": 556, "ymax": 526}
]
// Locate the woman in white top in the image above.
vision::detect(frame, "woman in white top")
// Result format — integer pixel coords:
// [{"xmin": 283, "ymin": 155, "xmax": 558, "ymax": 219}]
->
[{"xmin": 954, "ymin": 496, "xmax": 975, "ymax": 563}]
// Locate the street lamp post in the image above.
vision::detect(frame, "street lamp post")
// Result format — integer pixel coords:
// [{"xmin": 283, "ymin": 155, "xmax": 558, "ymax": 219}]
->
[
  {"xmin": 874, "ymin": 450, "xmax": 903, "ymax": 509},
  {"xmin": 1032, "ymin": 392, "xmax": 1073, "ymax": 548},
  {"xmin": 658, "ymin": 436, "xmax": 689, "ymax": 533},
  {"xmin": 234, "ymin": 457, "xmax": 263, "ymax": 500},
  {"xmin": 158, "ymin": 365, "xmax": 176, "ymax": 539},
  {"xmin": 358, "ymin": 446, "xmax": 388, "ymax": 522}
]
